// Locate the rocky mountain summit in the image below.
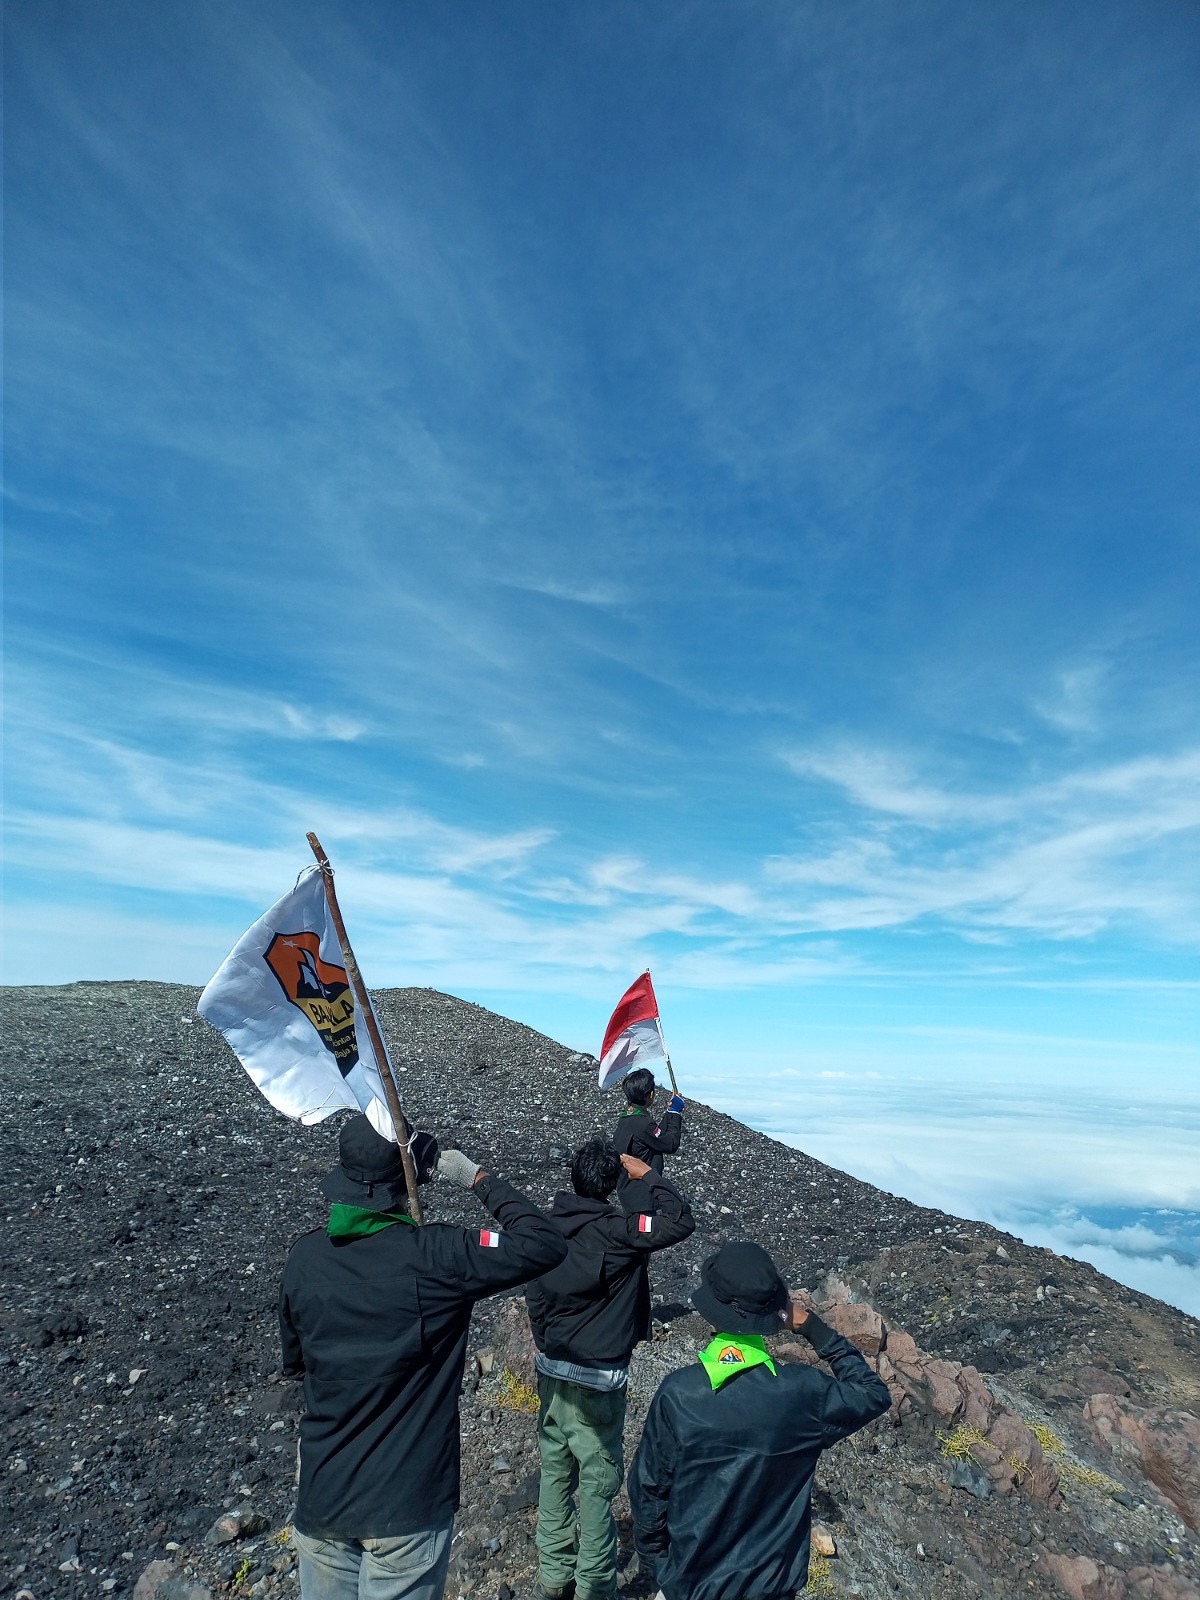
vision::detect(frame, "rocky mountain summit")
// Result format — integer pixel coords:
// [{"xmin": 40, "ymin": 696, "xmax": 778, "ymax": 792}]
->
[{"xmin": 2, "ymin": 981, "xmax": 1198, "ymax": 1600}]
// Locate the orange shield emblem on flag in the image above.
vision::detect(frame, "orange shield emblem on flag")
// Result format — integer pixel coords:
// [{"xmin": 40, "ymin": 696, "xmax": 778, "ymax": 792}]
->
[{"xmin": 264, "ymin": 932, "xmax": 360, "ymax": 1074}]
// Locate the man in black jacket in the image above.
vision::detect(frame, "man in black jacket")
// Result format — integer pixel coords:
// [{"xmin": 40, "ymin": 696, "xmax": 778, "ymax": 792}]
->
[
  {"xmin": 279, "ymin": 1114, "xmax": 567, "ymax": 1600},
  {"xmin": 629, "ymin": 1240, "xmax": 890, "ymax": 1600},
  {"xmin": 610, "ymin": 1069, "xmax": 684, "ymax": 1188},
  {"xmin": 525, "ymin": 1140, "xmax": 695, "ymax": 1600}
]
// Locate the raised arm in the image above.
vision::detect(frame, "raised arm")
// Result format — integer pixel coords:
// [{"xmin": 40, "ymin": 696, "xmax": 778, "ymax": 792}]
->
[
  {"xmin": 614, "ymin": 1161, "xmax": 695, "ymax": 1251},
  {"xmin": 794, "ymin": 1311, "xmax": 892, "ymax": 1444},
  {"xmin": 633, "ymin": 1104, "xmax": 683, "ymax": 1157},
  {"xmin": 437, "ymin": 1152, "xmax": 567, "ymax": 1297}
]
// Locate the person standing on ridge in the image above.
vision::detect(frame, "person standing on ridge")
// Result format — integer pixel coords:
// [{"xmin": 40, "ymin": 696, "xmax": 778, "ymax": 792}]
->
[
  {"xmin": 278, "ymin": 1113, "xmax": 568, "ymax": 1600},
  {"xmin": 611, "ymin": 1068, "xmax": 684, "ymax": 1190},
  {"xmin": 525, "ymin": 1140, "xmax": 695, "ymax": 1600},
  {"xmin": 628, "ymin": 1240, "xmax": 891, "ymax": 1600}
]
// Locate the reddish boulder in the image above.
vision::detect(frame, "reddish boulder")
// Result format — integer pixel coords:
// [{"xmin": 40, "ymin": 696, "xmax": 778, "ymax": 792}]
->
[
  {"xmin": 1084, "ymin": 1395, "xmax": 1200, "ymax": 1532},
  {"xmin": 770, "ymin": 1338, "xmax": 821, "ymax": 1367},
  {"xmin": 883, "ymin": 1327, "xmax": 920, "ymax": 1368},
  {"xmin": 1078, "ymin": 1365, "xmax": 1133, "ymax": 1398},
  {"xmin": 1046, "ymin": 1554, "xmax": 1200, "ymax": 1599},
  {"xmin": 908, "ymin": 1356, "xmax": 965, "ymax": 1423},
  {"xmin": 1125, "ymin": 1566, "xmax": 1200, "ymax": 1597},
  {"xmin": 491, "ymin": 1297, "xmax": 538, "ymax": 1386},
  {"xmin": 874, "ymin": 1331, "xmax": 963, "ymax": 1423},
  {"xmin": 1044, "ymin": 1553, "xmax": 1124, "ymax": 1599},
  {"xmin": 985, "ymin": 1410, "xmax": 1059, "ymax": 1502},
  {"xmin": 817, "ymin": 1298, "xmax": 885, "ymax": 1359},
  {"xmin": 132, "ymin": 1563, "xmax": 211, "ymax": 1600},
  {"xmin": 956, "ymin": 1364, "xmax": 999, "ymax": 1433}
]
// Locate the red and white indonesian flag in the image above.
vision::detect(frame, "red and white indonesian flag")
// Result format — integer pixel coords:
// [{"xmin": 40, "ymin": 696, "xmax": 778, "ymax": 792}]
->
[
  {"xmin": 198, "ymin": 867, "xmax": 397, "ymax": 1140},
  {"xmin": 598, "ymin": 970, "xmax": 667, "ymax": 1090}
]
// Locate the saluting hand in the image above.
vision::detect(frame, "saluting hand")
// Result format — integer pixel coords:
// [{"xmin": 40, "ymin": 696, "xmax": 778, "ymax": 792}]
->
[
  {"xmin": 780, "ymin": 1295, "xmax": 811, "ymax": 1332},
  {"xmin": 438, "ymin": 1149, "xmax": 485, "ymax": 1188},
  {"xmin": 620, "ymin": 1153, "xmax": 652, "ymax": 1181}
]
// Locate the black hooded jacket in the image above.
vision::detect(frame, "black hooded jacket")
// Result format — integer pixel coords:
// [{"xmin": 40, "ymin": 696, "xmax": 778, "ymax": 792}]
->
[
  {"xmin": 525, "ymin": 1171, "xmax": 695, "ymax": 1367},
  {"xmin": 611, "ymin": 1106, "xmax": 683, "ymax": 1186},
  {"xmin": 279, "ymin": 1174, "xmax": 566, "ymax": 1539},
  {"xmin": 629, "ymin": 1314, "xmax": 891, "ymax": 1600}
]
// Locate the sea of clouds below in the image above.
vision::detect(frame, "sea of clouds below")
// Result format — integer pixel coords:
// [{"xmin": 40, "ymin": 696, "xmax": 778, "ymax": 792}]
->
[{"xmin": 688, "ymin": 1069, "xmax": 1200, "ymax": 1317}]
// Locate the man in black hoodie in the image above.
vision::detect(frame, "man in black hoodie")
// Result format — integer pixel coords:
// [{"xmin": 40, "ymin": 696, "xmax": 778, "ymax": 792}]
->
[
  {"xmin": 279, "ymin": 1115, "xmax": 567, "ymax": 1600},
  {"xmin": 629, "ymin": 1240, "xmax": 891, "ymax": 1600},
  {"xmin": 611, "ymin": 1068, "xmax": 684, "ymax": 1188},
  {"xmin": 525, "ymin": 1140, "xmax": 695, "ymax": 1600}
]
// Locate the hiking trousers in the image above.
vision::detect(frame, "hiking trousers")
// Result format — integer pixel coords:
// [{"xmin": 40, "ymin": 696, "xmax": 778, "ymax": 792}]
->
[{"xmin": 536, "ymin": 1373, "xmax": 627, "ymax": 1600}]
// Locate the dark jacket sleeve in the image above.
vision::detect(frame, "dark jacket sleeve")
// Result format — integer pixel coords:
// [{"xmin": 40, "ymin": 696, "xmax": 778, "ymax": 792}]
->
[
  {"xmin": 607, "ymin": 1171, "xmax": 695, "ymax": 1253},
  {"xmin": 437, "ymin": 1173, "xmax": 567, "ymax": 1299},
  {"xmin": 801, "ymin": 1314, "xmax": 892, "ymax": 1443},
  {"xmin": 633, "ymin": 1109, "xmax": 682, "ymax": 1158},
  {"xmin": 629, "ymin": 1384, "xmax": 678, "ymax": 1571},
  {"xmin": 278, "ymin": 1263, "xmax": 304, "ymax": 1380}
]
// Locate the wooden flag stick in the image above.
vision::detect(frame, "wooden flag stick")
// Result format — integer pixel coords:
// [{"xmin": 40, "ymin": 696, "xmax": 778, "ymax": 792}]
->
[
  {"xmin": 307, "ymin": 832, "xmax": 423, "ymax": 1225},
  {"xmin": 651, "ymin": 990, "xmax": 681, "ymax": 1097},
  {"xmin": 663, "ymin": 1055, "xmax": 680, "ymax": 1096}
]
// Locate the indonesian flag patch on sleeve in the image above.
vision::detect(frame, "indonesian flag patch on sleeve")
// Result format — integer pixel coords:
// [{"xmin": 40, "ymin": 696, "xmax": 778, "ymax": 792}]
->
[
  {"xmin": 479, "ymin": 1228, "xmax": 502, "ymax": 1248},
  {"xmin": 637, "ymin": 1214, "xmax": 653, "ymax": 1234}
]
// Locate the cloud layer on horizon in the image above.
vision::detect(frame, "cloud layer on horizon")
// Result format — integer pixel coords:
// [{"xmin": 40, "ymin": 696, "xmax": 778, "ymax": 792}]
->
[{"xmin": 728, "ymin": 1072, "xmax": 1200, "ymax": 1314}]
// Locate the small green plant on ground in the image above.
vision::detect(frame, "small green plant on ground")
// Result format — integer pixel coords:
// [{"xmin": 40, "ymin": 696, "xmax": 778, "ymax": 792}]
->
[
  {"xmin": 937, "ymin": 1424, "xmax": 988, "ymax": 1462},
  {"xmin": 1029, "ymin": 1420, "xmax": 1065, "ymax": 1457},
  {"xmin": 496, "ymin": 1367, "xmax": 540, "ymax": 1414},
  {"xmin": 270, "ymin": 1527, "xmax": 292, "ymax": 1547},
  {"xmin": 806, "ymin": 1554, "xmax": 837, "ymax": 1594},
  {"xmin": 233, "ymin": 1557, "xmax": 253, "ymax": 1589},
  {"xmin": 1029, "ymin": 1421, "xmax": 1125, "ymax": 1496}
]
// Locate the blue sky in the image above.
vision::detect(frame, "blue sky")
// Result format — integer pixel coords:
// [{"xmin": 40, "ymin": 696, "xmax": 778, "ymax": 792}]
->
[{"xmin": 4, "ymin": 2, "xmax": 1199, "ymax": 1293}]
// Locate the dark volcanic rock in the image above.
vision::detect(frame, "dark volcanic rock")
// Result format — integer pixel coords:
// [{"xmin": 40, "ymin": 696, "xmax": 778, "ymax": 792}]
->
[{"xmin": 2, "ymin": 980, "xmax": 1198, "ymax": 1600}]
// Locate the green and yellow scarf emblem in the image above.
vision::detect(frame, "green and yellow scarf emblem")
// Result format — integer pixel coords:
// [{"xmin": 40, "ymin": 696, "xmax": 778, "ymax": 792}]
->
[{"xmin": 698, "ymin": 1333, "xmax": 777, "ymax": 1390}]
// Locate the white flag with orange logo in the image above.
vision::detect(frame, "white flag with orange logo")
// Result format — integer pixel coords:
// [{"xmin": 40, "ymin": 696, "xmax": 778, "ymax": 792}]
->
[{"xmin": 198, "ymin": 867, "xmax": 395, "ymax": 1138}]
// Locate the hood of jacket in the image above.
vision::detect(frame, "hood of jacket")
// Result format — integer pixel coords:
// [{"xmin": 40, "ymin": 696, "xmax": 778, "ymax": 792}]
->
[{"xmin": 548, "ymin": 1190, "xmax": 616, "ymax": 1241}]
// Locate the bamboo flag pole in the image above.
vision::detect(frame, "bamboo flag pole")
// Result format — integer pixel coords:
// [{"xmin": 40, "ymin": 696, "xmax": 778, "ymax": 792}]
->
[
  {"xmin": 307, "ymin": 832, "xmax": 423, "ymax": 1225},
  {"xmin": 648, "ymin": 972, "xmax": 681, "ymax": 1097},
  {"xmin": 659, "ymin": 1040, "xmax": 681, "ymax": 1098}
]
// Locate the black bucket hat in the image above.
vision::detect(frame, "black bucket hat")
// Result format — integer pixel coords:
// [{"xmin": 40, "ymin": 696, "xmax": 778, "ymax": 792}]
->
[
  {"xmin": 320, "ymin": 1113, "xmax": 439, "ymax": 1211},
  {"xmin": 691, "ymin": 1240, "xmax": 789, "ymax": 1335}
]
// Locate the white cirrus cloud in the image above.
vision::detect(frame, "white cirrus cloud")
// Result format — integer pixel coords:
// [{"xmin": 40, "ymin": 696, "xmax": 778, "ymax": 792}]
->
[{"xmin": 773, "ymin": 741, "xmax": 1200, "ymax": 940}]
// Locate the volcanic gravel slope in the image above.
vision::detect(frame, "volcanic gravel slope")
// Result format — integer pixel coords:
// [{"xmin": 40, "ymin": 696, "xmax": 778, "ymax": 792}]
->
[{"xmin": 2, "ymin": 982, "xmax": 1198, "ymax": 1600}]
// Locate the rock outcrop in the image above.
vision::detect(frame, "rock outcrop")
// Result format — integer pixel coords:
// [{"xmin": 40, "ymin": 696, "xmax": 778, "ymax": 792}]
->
[
  {"xmin": 1043, "ymin": 1552, "xmax": 1200, "ymax": 1599},
  {"xmin": 1085, "ymin": 1396, "xmax": 1200, "ymax": 1533},
  {"xmin": 818, "ymin": 1274, "xmax": 1062, "ymax": 1501}
]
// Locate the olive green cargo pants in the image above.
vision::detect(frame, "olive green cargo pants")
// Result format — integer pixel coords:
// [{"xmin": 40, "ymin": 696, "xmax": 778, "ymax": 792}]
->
[{"xmin": 535, "ymin": 1373, "xmax": 626, "ymax": 1600}]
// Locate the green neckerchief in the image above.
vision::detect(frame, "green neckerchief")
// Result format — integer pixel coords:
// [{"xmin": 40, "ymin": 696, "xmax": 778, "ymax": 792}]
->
[
  {"xmin": 698, "ymin": 1333, "xmax": 777, "ymax": 1391},
  {"xmin": 328, "ymin": 1204, "xmax": 416, "ymax": 1241},
  {"xmin": 620, "ymin": 1105, "xmax": 651, "ymax": 1118}
]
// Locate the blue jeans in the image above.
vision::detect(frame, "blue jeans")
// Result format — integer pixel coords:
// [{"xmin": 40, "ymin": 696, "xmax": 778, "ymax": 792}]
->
[{"xmin": 292, "ymin": 1523, "xmax": 453, "ymax": 1600}]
